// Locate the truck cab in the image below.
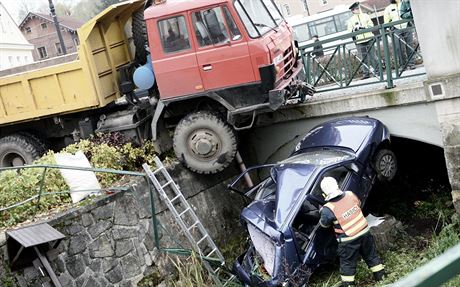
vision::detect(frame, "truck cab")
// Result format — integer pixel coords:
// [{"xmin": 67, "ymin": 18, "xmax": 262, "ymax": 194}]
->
[{"xmin": 142, "ymin": 0, "xmax": 313, "ymax": 174}]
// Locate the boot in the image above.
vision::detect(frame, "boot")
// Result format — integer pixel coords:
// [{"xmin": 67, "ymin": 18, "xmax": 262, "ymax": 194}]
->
[{"xmin": 373, "ymin": 269, "xmax": 385, "ymax": 281}]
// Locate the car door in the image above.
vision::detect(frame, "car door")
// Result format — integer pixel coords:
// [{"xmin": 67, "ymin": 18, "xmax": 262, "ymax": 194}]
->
[
  {"xmin": 152, "ymin": 14, "xmax": 204, "ymax": 99},
  {"xmin": 191, "ymin": 5, "xmax": 256, "ymax": 90}
]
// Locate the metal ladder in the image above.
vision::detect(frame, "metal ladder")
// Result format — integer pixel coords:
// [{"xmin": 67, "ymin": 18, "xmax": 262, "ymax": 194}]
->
[{"xmin": 142, "ymin": 157, "xmax": 237, "ymax": 286}]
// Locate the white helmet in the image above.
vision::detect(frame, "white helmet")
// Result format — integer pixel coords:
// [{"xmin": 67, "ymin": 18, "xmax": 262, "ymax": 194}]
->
[{"xmin": 320, "ymin": 177, "xmax": 343, "ymax": 201}]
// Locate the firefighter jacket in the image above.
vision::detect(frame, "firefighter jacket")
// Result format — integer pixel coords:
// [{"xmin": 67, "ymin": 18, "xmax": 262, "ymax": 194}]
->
[
  {"xmin": 347, "ymin": 13, "xmax": 374, "ymax": 44},
  {"xmin": 384, "ymin": 3, "xmax": 407, "ymax": 29},
  {"xmin": 319, "ymin": 191, "xmax": 369, "ymax": 242}
]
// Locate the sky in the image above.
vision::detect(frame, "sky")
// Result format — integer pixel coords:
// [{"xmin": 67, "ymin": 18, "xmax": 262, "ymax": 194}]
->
[{"xmin": 1, "ymin": 0, "xmax": 72, "ymax": 24}]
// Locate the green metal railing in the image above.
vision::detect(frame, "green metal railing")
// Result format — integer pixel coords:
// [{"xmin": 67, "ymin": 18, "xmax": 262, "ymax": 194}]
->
[
  {"xmin": 0, "ymin": 164, "xmax": 162, "ymax": 247},
  {"xmin": 0, "ymin": 164, "xmax": 238, "ymax": 284},
  {"xmin": 392, "ymin": 243, "xmax": 460, "ymax": 287},
  {"xmin": 300, "ymin": 19, "xmax": 424, "ymax": 92}
]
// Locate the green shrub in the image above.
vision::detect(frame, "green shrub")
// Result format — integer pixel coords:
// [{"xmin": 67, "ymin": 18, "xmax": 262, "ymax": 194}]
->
[{"xmin": 0, "ymin": 132, "xmax": 156, "ymax": 229}]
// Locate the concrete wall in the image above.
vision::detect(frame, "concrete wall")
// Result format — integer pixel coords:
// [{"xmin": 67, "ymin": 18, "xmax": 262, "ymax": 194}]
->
[
  {"xmin": 0, "ymin": 161, "xmax": 245, "ymax": 287},
  {"xmin": 412, "ymin": 0, "xmax": 460, "ymax": 214},
  {"xmin": 412, "ymin": 0, "xmax": 460, "ymax": 78}
]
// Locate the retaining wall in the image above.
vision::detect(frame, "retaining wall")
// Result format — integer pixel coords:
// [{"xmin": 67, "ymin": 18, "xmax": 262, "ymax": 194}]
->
[{"xmin": 0, "ymin": 161, "xmax": 245, "ymax": 286}]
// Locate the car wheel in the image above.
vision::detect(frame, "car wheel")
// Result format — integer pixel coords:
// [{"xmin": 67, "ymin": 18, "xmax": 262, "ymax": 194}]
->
[
  {"xmin": 373, "ymin": 149, "xmax": 397, "ymax": 181},
  {"xmin": 173, "ymin": 111, "xmax": 237, "ymax": 174},
  {"xmin": 0, "ymin": 133, "xmax": 47, "ymax": 167}
]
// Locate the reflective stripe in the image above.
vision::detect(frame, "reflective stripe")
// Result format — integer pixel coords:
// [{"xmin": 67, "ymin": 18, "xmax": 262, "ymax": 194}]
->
[
  {"xmin": 320, "ymin": 220, "xmax": 330, "ymax": 228},
  {"xmin": 338, "ymin": 227, "xmax": 370, "ymax": 242},
  {"xmin": 342, "ymin": 212, "xmax": 365, "ymax": 230},
  {"xmin": 333, "ymin": 220, "xmax": 339, "ymax": 224},
  {"xmin": 334, "ymin": 228, "xmax": 345, "ymax": 233},
  {"xmin": 371, "ymin": 264, "xmax": 384, "ymax": 272},
  {"xmin": 341, "ymin": 275, "xmax": 355, "ymax": 282},
  {"xmin": 345, "ymin": 218, "xmax": 368, "ymax": 235}
]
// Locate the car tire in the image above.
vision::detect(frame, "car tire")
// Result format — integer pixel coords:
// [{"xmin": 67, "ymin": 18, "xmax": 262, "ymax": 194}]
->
[
  {"xmin": 373, "ymin": 148, "xmax": 397, "ymax": 181},
  {"xmin": 173, "ymin": 111, "xmax": 237, "ymax": 174},
  {"xmin": 0, "ymin": 133, "xmax": 47, "ymax": 167}
]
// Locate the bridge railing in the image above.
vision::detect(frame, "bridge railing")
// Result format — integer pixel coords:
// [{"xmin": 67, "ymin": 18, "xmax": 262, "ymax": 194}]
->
[{"xmin": 299, "ymin": 19, "xmax": 425, "ymax": 92}]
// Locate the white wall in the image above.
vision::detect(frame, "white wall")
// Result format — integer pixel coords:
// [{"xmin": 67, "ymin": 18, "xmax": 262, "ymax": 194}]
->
[{"xmin": 412, "ymin": 0, "xmax": 460, "ymax": 78}]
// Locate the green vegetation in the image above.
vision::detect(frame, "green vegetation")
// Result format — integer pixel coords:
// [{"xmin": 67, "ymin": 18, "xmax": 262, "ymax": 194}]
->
[
  {"xmin": 310, "ymin": 189, "xmax": 460, "ymax": 287},
  {"xmin": 0, "ymin": 133, "xmax": 156, "ymax": 229}
]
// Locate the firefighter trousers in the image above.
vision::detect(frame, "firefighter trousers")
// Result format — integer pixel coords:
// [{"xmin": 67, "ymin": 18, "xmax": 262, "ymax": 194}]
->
[{"xmin": 337, "ymin": 232, "xmax": 384, "ymax": 282}]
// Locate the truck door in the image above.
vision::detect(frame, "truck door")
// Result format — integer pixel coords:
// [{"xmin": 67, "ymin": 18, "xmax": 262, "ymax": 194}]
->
[
  {"xmin": 191, "ymin": 6, "xmax": 256, "ymax": 90},
  {"xmin": 152, "ymin": 15, "xmax": 204, "ymax": 99}
]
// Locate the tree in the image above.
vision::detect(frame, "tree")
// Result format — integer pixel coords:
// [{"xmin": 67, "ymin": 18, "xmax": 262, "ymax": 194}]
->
[{"xmin": 96, "ymin": 0, "xmax": 122, "ymax": 13}]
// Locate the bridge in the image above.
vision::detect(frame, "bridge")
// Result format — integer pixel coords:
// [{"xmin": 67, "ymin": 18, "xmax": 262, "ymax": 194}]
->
[{"xmin": 246, "ymin": 1, "xmax": 460, "ymax": 214}]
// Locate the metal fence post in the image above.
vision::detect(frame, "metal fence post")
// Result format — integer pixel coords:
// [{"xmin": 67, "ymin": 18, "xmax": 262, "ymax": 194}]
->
[{"xmin": 381, "ymin": 25, "xmax": 394, "ymax": 89}]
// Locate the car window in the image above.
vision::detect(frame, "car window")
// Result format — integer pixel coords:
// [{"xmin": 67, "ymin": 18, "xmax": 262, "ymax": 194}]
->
[
  {"xmin": 158, "ymin": 16, "xmax": 191, "ymax": 53},
  {"xmin": 282, "ymin": 150, "xmax": 354, "ymax": 166},
  {"xmin": 192, "ymin": 7, "xmax": 229, "ymax": 47},
  {"xmin": 311, "ymin": 166, "xmax": 350, "ymax": 198},
  {"xmin": 254, "ymin": 177, "xmax": 276, "ymax": 200}
]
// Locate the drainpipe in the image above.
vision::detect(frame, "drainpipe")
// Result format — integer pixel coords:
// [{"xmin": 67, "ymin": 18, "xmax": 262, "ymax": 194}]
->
[
  {"xmin": 48, "ymin": 0, "xmax": 67, "ymax": 55},
  {"xmin": 236, "ymin": 151, "xmax": 254, "ymax": 188}
]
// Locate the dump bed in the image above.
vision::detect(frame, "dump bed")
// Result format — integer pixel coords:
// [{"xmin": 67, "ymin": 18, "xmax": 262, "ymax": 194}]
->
[{"xmin": 0, "ymin": 0, "xmax": 144, "ymax": 126}]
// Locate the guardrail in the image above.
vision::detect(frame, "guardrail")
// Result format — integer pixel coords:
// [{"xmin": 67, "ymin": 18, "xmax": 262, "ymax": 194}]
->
[
  {"xmin": 391, "ymin": 243, "xmax": 460, "ymax": 287},
  {"xmin": 299, "ymin": 19, "xmax": 425, "ymax": 92},
  {"xmin": 0, "ymin": 164, "xmax": 161, "ymax": 249}
]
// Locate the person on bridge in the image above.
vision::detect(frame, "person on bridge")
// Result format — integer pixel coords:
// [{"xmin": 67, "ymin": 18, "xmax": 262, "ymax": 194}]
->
[
  {"xmin": 399, "ymin": 0, "xmax": 416, "ymax": 69},
  {"xmin": 319, "ymin": 177, "xmax": 385, "ymax": 287},
  {"xmin": 312, "ymin": 35, "xmax": 324, "ymax": 58},
  {"xmin": 384, "ymin": 0, "xmax": 408, "ymax": 69},
  {"xmin": 347, "ymin": 2, "xmax": 380, "ymax": 79}
]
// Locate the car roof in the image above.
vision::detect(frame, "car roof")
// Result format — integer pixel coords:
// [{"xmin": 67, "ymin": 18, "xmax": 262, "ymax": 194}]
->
[{"xmin": 294, "ymin": 117, "xmax": 380, "ymax": 154}]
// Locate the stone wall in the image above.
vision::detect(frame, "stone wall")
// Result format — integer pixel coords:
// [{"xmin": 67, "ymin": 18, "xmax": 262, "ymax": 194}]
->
[{"xmin": 0, "ymin": 161, "xmax": 245, "ymax": 287}]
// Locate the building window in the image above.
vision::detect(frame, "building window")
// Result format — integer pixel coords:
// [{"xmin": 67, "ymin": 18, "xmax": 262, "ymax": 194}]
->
[
  {"xmin": 283, "ymin": 4, "xmax": 291, "ymax": 16},
  {"xmin": 55, "ymin": 43, "xmax": 63, "ymax": 54},
  {"xmin": 301, "ymin": 0, "xmax": 309, "ymax": 11},
  {"xmin": 41, "ymin": 23, "xmax": 47, "ymax": 29},
  {"xmin": 38, "ymin": 46, "xmax": 48, "ymax": 59},
  {"xmin": 73, "ymin": 37, "xmax": 80, "ymax": 46},
  {"xmin": 320, "ymin": 0, "xmax": 328, "ymax": 6},
  {"xmin": 24, "ymin": 56, "xmax": 28, "ymax": 62},
  {"xmin": 25, "ymin": 27, "xmax": 31, "ymax": 33},
  {"xmin": 8, "ymin": 56, "xmax": 12, "ymax": 64}
]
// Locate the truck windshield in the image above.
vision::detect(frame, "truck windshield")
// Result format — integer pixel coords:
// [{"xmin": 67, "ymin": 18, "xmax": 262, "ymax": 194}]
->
[{"xmin": 234, "ymin": 0, "xmax": 283, "ymax": 38}]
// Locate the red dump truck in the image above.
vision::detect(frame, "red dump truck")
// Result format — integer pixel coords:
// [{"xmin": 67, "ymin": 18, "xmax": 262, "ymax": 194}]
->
[{"xmin": 0, "ymin": 0, "xmax": 313, "ymax": 173}]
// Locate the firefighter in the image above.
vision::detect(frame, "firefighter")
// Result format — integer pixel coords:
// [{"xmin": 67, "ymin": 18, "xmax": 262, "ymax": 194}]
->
[
  {"xmin": 319, "ymin": 177, "xmax": 385, "ymax": 287},
  {"xmin": 347, "ymin": 2, "xmax": 379, "ymax": 79}
]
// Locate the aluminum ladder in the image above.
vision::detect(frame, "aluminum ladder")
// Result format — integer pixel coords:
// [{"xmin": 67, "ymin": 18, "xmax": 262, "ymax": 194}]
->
[{"xmin": 142, "ymin": 157, "xmax": 237, "ymax": 286}]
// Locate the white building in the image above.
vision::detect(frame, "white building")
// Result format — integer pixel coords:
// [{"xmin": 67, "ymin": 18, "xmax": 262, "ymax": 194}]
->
[{"xmin": 0, "ymin": 1, "xmax": 34, "ymax": 71}]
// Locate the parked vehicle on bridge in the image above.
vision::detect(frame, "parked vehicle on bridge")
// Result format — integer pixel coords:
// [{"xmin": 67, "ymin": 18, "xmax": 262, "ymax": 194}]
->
[
  {"xmin": 230, "ymin": 116, "xmax": 397, "ymax": 286},
  {"xmin": 0, "ymin": 0, "xmax": 313, "ymax": 173},
  {"xmin": 287, "ymin": 5, "xmax": 355, "ymax": 55}
]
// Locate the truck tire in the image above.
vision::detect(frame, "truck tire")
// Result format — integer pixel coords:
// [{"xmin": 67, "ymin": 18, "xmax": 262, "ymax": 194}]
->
[
  {"xmin": 173, "ymin": 111, "xmax": 237, "ymax": 174},
  {"xmin": 0, "ymin": 134, "xmax": 46, "ymax": 167},
  {"xmin": 132, "ymin": 9, "xmax": 148, "ymax": 65},
  {"xmin": 373, "ymin": 148, "xmax": 397, "ymax": 182}
]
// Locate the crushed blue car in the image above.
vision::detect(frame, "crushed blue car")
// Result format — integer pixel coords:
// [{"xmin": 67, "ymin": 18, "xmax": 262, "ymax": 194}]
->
[{"xmin": 230, "ymin": 117, "xmax": 397, "ymax": 286}]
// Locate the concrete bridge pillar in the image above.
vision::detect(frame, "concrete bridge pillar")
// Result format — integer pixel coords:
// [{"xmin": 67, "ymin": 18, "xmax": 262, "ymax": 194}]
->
[{"xmin": 412, "ymin": 0, "xmax": 460, "ymax": 215}]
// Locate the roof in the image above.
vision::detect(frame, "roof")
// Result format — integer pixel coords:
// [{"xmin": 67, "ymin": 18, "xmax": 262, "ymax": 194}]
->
[
  {"xmin": 19, "ymin": 12, "xmax": 85, "ymax": 31},
  {"xmin": 0, "ymin": 2, "xmax": 33, "ymax": 46},
  {"xmin": 144, "ymin": 0, "xmax": 228, "ymax": 19}
]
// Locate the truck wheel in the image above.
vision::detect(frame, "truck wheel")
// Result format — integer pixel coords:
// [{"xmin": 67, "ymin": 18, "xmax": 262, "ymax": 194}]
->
[
  {"xmin": 132, "ymin": 9, "xmax": 148, "ymax": 65},
  {"xmin": 373, "ymin": 149, "xmax": 397, "ymax": 182},
  {"xmin": 0, "ymin": 134, "xmax": 46, "ymax": 167},
  {"xmin": 173, "ymin": 112, "xmax": 237, "ymax": 174}
]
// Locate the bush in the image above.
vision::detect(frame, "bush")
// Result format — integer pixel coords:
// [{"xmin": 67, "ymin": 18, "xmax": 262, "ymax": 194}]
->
[{"xmin": 0, "ymin": 132, "xmax": 156, "ymax": 229}]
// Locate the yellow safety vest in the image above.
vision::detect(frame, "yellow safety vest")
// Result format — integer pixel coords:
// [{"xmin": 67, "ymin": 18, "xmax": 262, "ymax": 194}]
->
[
  {"xmin": 347, "ymin": 13, "xmax": 375, "ymax": 44},
  {"xmin": 384, "ymin": 3, "xmax": 407, "ymax": 29}
]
